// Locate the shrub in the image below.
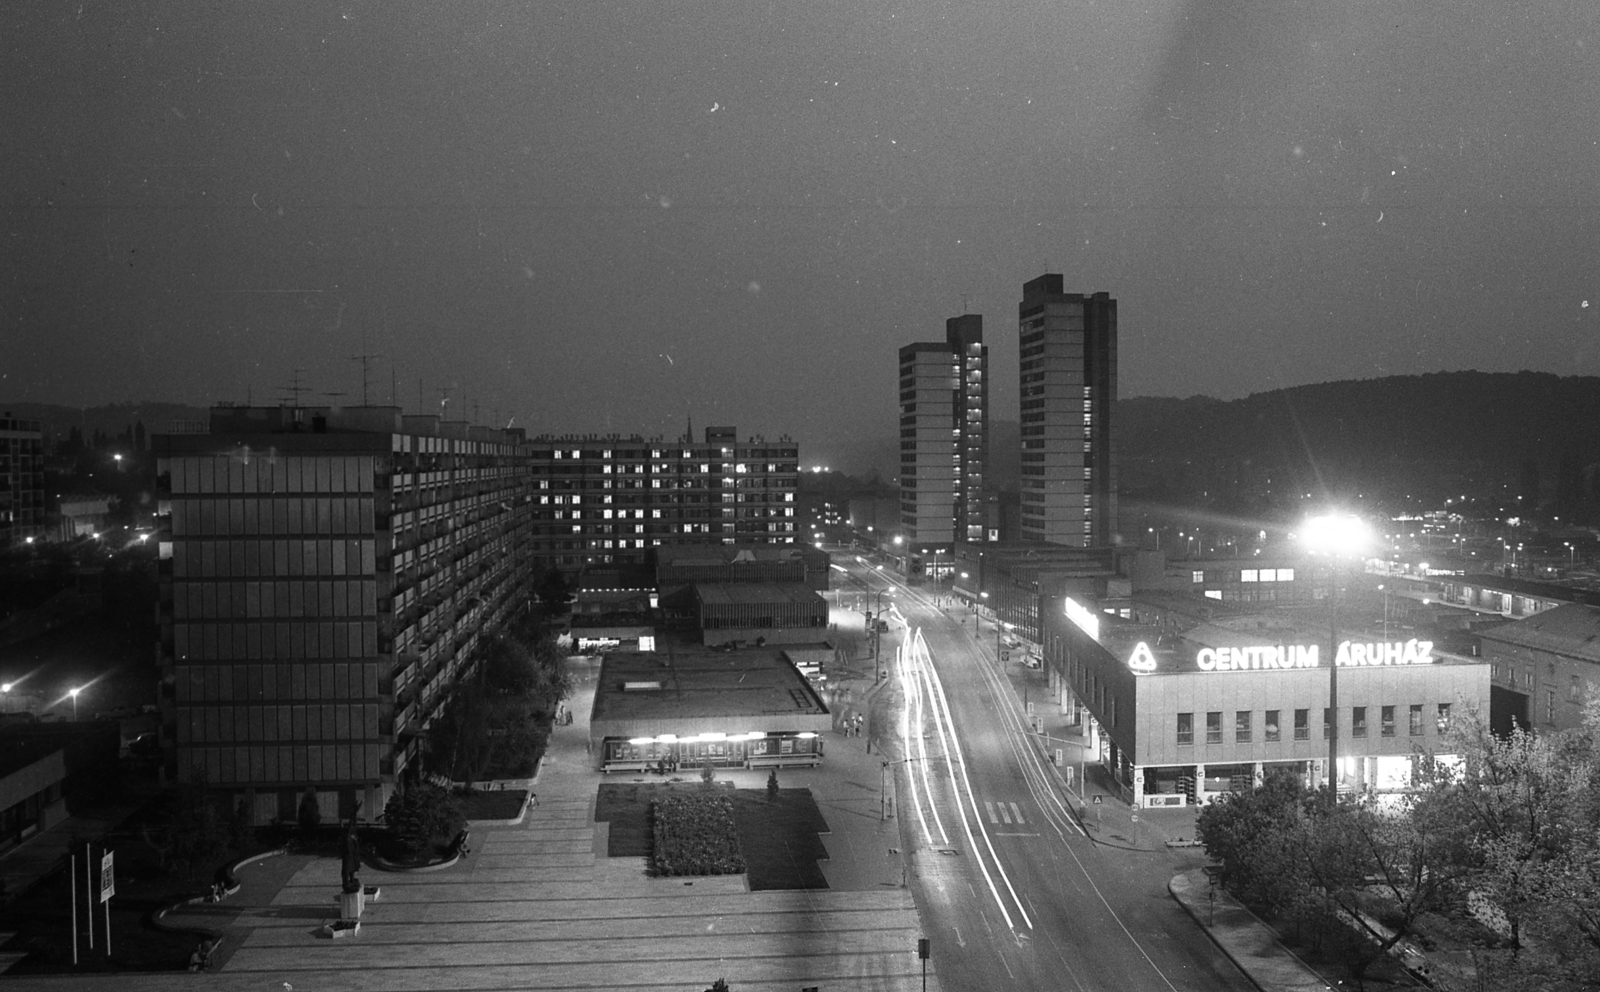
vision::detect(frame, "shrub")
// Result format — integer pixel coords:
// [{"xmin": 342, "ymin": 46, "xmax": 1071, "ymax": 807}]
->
[
  {"xmin": 383, "ymin": 784, "xmax": 466, "ymax": 857},
  {"xmin": 651, "ymin": 793, "xmax": 745, "ymax": 877}
]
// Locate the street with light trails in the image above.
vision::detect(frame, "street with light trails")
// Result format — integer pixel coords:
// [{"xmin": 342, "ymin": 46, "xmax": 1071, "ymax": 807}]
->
[{"xmin": 837, "ymin": 555, "xmax": 1255, "ymax": 992}]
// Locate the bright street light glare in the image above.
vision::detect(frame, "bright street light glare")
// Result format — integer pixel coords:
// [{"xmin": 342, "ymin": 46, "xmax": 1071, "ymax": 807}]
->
[{"xmin": 1299, "ymin": 513, "xmax": 1372, "ymax": 557}]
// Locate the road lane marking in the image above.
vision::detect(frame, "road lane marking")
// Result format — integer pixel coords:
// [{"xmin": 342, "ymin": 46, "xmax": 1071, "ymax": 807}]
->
[{"xmin": 1009, "ymin": 802, "xmax": 1024, "ymax": 824}]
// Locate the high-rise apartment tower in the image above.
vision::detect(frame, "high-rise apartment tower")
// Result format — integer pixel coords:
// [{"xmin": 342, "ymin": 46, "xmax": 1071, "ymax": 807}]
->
[
  {"xmin": 899, "ymin": 315, "xmax": 989, "ymax": 552},
  {"xmin": 1017, "ymin": 276, "xmax": 1116, "ymax": 547}
]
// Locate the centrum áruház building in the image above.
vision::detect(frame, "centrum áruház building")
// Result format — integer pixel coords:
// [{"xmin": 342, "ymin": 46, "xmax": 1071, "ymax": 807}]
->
[{"xmin": 1040, "ymin": 594, "xmax": 1489, "ymax": 808}]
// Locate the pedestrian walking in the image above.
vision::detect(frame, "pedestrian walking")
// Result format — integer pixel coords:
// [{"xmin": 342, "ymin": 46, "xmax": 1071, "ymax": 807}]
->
[{"xmin": 531, "ymin": 791, "xmax": 540, "ymax": 807}]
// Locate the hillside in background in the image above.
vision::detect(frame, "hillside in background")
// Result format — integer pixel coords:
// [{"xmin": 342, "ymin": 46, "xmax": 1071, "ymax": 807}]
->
[{"xmin": 1118, "ymin": 371, "xmax": 1600, "ymax": 519}]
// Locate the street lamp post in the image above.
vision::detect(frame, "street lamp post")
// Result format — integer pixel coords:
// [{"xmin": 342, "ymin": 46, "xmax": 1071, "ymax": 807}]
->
[{"xmin": 1301, "ymin": 513, "xmax": 1371, "ymax": 799}]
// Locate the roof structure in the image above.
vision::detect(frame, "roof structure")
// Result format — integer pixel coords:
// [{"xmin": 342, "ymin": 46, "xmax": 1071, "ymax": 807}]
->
[
  {"xmin": 1477, "ymin": 602, "xmax": 1600, "ymax": 663},
  {"xmin": 590, "ymin": 649, "xmax": 829, "ymax": 736}
]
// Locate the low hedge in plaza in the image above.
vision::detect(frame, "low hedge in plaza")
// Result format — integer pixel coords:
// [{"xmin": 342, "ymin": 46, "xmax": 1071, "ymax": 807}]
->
[{"xmin": 650, "ymin": 792, "xmax": 746, "ymax": 877}]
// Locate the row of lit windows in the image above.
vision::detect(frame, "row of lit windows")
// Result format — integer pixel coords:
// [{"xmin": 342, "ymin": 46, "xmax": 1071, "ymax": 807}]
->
[
  {"xmin": 542, "ymin": 448, "xmax": 793, "ymax": 460},
  {"xmin": 1176, "ymin": 704, "xmax": 1451, "ymax": 746},
  {"xmin": 1192, "ymin": 568, "xmax": 1296, "ymax": 584}
]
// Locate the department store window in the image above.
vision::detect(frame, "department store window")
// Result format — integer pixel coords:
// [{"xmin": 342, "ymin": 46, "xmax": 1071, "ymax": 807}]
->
[
  {"xmin": 1205, "ymin": 711, "xmax": 1222, "ymax": 744},
  {"xmin": 1352, "ymin": 707, "xmax": 1367, "ymax": 738},
  {"xmin": 1381, "ymin": 706, "xmax": 1396, "ymax": 737},
  {"xmin": 1323, "ymin": 708, "xmax": 1333, "ymax": 740},
  {"xmin": 1410, "ymin": 704, "xmax": 1424, "ymax": 736},
  {"xmin": 1176, "ymin": 712, "xmax": 1193, "ymax": 746},
  {"xmin": 1264, "ymin": 710, "xmax": 1281, "ymax": 742},
  {"xmin": 1235, "ymin": 710, "xmax": 1252, "ymax": 743}
]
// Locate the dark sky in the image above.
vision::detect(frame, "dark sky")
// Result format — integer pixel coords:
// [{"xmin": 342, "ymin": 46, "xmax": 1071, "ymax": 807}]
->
[{"xmin": 4, "ymin": 2, "xmax": 1598, "ymax": 467}]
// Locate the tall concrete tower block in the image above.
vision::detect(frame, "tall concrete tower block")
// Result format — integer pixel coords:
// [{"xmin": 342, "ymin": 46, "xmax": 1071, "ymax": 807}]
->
[{"xmin": 1017, "ymin": 276, "xmax": 1117, "ymax": 547}]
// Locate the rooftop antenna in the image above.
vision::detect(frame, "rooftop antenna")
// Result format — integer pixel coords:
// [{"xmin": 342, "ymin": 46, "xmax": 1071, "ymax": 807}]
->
[
  {"xmin": 438, "ymin": 386, "xmax": 452, "ymax": 417},
  {"xmin": 350, "ymin": 325, "xmax": 382, "ymax": 405},
  {"xmin": 961, "ymin": 293, "xmax": 971, "ymax": 313},
  {"xmin": 276, "ymin": 368, "xmax": 308, "ymax": 408}
]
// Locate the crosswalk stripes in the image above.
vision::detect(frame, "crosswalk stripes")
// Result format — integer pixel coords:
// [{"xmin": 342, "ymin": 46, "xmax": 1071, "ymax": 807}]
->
[{"xmin": 982, "ymin": 801, "xmax": 1027, "ymax": 825}]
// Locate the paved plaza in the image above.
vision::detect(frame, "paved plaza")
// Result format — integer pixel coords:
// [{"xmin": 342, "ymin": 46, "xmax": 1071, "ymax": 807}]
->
[{"xmin": 1, "ymin": 660, "xmax": 938, "ymax": 992}]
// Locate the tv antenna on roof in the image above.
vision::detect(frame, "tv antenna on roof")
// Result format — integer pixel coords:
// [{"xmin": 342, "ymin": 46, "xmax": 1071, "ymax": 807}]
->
[
  {"xmin": 275, "ymin": 368, "xmax": 308, "ymax": 408},
  {"xmin": 350, "ymin": 351, "xmax": 382, "ymax": 406},
  {"xmin": 961, "ymin": 294, "xmax": 971, "ymax": 313}
]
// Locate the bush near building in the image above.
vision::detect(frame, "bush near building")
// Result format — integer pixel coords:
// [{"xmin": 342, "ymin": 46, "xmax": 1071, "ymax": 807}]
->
[{"xmin": 381, "ymin": 783, "xmax": 465, "ymax": 858}]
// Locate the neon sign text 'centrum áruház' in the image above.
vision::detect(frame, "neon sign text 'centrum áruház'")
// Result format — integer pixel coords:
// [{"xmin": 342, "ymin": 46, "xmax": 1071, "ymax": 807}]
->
[{"xmin": 1193, "ymin": 639, "xmax": 1435, "ymax": 673}]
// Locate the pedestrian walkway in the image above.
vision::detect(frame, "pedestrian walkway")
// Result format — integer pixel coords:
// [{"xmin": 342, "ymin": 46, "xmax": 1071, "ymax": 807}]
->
[
  {"xmin": 0, "ymin": 654, "xmax": 940, "ymax": 991},
  {"xmin": 1170, "ymin": 869, "xmax": 1332, "ymax": 991}
]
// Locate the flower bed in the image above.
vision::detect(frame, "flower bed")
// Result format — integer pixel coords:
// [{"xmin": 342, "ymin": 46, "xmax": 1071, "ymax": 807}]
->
[{"xmin": 651, "ymin": 793, "xmax": 746, "ymax": 877}]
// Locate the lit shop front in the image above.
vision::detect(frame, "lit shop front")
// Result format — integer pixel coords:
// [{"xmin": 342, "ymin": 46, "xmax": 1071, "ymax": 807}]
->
[
  {"xmin": 587, "ymin": 650, "xmax": 832, "ymax": 773},
  {"xmin": 1041, "ymin": 598, "xmax": 1489, "ymax": 808},
  {"xmin": 600, "ymin": 730, "xmax": 824, "ymax": 773}
]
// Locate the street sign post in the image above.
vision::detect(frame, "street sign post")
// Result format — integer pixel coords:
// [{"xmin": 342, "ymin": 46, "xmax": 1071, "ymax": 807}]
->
[{"xmin": 99, "ymin": 850, "xmax": 113, "ymax": 955}]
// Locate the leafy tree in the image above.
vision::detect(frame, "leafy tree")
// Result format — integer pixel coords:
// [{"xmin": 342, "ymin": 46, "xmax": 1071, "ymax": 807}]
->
[
  {"xmin": 478, "ymin": 634, "xmax": 538, "ymax": 697},
  {"xmin": 383, "ymin": 784, "xmax": 465, "ymax": 857},
  {"xmin": 1414, "ymin": 702, "xmax": 1600, "ymax": 990},
  {"xmin": 534, "ymin": 567, "xmax": 572, "ymax": 614},
  {"xmin": 141, "ymin": 778, "xmax": 231, "ymax": 877}
]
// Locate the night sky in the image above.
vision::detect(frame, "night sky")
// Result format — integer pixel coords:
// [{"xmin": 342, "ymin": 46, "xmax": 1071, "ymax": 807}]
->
[{"xmin": 4, "ymin": 3, "xmax": 1598, "ymax": 465}]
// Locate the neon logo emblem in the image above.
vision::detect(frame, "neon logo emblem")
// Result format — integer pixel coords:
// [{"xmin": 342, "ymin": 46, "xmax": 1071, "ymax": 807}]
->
[{"xmin": 1127, "ymin": 641, "xmax": 1158, "ymax": 672}]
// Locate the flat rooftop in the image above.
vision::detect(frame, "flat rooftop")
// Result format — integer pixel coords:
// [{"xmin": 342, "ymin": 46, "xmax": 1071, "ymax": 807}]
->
[
  {"xmin": 695, "ymin": 583, "xmax": 822, "ymax": 606},
  {"xmin": 591, "ymin": 650, "xmax": 827, "ymax": 726}
]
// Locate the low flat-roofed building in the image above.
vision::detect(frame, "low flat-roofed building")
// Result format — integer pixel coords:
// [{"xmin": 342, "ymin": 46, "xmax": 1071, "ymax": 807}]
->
[
  {"xmin": 0, "ymin": 722, "xmax": 119, "ymax": 852},
  {"xmin": 1041, "ymin": 591, "xmax": 1490, "ymax": 808},
  {"xmin": 589, "ymin": 649, "xmax": 830, "ymax": 773},
  {"xmin": 1476, "ymin": 602, "xmax": 1600, "ymax": 734},
  {"xmin": 695, "ymin": 582, "xmax": 827, "ymax": 647}
]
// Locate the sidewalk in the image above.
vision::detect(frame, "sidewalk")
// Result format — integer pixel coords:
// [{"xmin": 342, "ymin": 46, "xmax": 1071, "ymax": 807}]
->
[{"xmin": 1170, "ymin": 869, "xmax": 1332, "ymax": 992}]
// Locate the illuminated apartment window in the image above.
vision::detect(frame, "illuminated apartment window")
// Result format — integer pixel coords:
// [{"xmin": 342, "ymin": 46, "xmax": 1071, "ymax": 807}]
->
[
  {"xmin": 1192, "ymin": 571, "xmax": 1204, "ymax": 583},
  {"xmin": 1241, "ymin": 569, "xmax": 1258, "ymax": 582},
  {"xmin": 1277, "ymin": 568, "xmax": 1295, "ymax": 581}
]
